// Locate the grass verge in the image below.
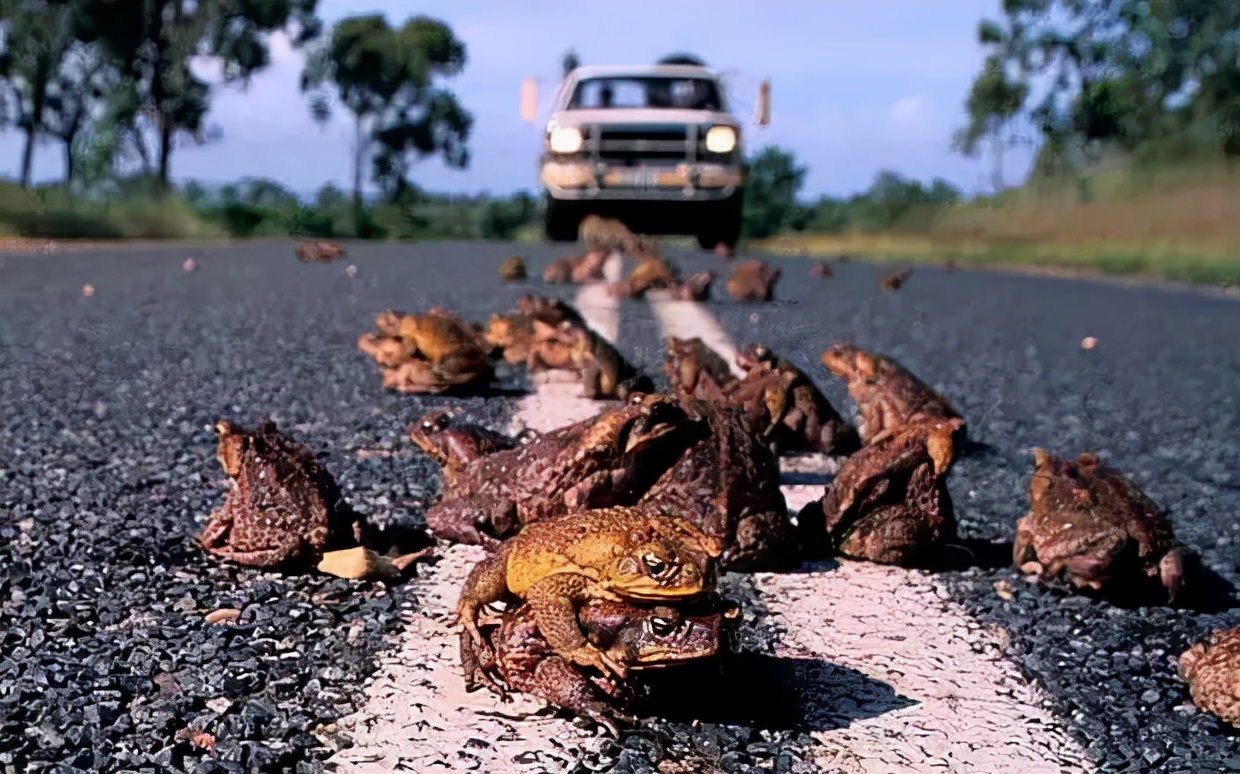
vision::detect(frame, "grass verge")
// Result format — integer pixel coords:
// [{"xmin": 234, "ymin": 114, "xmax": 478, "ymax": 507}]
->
[{"xmin": 752, "ymin": 179, "xmax": 1240, "ymax": 287}]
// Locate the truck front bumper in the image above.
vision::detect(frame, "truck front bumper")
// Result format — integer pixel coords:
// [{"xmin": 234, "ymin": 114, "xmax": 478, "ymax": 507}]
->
[{"xmin": 540, "ymin": 159, "xmax": 744, "ymax": 202}]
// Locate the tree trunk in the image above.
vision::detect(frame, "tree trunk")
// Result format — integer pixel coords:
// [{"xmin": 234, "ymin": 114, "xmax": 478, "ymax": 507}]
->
[
  {"xmin": 19, "ymin": 127, "xmax": 37, "ymax": 189},
  {"xmin": 64, "ymin": 138, "xmax": 76, "ymax": 186},
  {"xmin": 352, "ymin": 111, "xmax": 365, "ymax": 235},
  {"xmin": 18, "ymin": 82, "xmax": 48, "ymax": 188},
  {"xmin": 158, "ymin": 121, "xmax": 173, "ymax": 193}
]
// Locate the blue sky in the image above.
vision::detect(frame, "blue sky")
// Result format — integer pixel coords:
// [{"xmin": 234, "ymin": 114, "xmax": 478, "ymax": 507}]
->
[{"xmin": 0, "ymin": 0, "xmax": 1037, "ymax": 199}]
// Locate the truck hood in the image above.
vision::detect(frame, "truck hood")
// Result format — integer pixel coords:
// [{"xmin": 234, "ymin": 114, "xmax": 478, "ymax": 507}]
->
[{"xmin": 549, "ymin": 108, "xmax": 739, "ymax": 128}]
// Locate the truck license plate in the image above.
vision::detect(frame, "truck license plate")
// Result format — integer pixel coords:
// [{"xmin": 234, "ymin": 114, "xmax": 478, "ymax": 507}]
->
[{"xmin": 605, "ymin": 169, "xmax": 659, "ymax": 187}]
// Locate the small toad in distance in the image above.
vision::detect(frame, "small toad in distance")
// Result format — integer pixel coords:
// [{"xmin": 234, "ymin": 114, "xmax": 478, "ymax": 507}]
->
[
  {"xmin": 356, "ymin": 308, "xmax": 493, "ymax": 394},
  {"xmin": 294, "ymin": 240, "xmax": 346, "ymax": 263},
  {"xmin": 1013, "ymin": 448, "xmax": 1185, "ymax": 604},
  {"xmin": 725, "ymin": 260, "xmax": 781, "ymax": 302},
  {"xmin": 879, "ymin": 267, "xmax": 913, "ymax": 290},
  {"xmin": 525, "ymin": 297, "xmax": 653, "ymax": 400},
  {"xmin": 499, "ymin": 255, "xmax": 527, "ymax": 282}
]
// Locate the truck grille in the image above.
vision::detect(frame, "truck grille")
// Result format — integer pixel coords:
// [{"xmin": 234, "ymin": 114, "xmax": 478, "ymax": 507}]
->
[{"xmin": 593, "ymin": 126, "xmax": 691, "ymax": 164}]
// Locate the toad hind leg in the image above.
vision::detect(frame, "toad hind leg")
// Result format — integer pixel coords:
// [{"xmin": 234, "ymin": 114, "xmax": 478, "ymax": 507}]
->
[
  {"xmin": 453, "ymin": 545, "xmax": 512, "ymax": 647},
  {"xmin": 525, "ymin": 574, "xmax": 628, "ymax": 680},
  {"xmin": 528, "ymin": 656, "xmax": 623, "ymax": 738},
  {"xmin": 212, "ymin": 532, "xmax": 306, "ymax": 569}
]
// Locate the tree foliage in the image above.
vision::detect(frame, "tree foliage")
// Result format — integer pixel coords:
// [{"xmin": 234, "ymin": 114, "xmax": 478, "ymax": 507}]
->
[
  {"xmin": 561, "ymin": 49, "xmax": 580, "ymax": 78},
  {"xmin": 0, "ymin": 1, "xmax": 82, "ymax": 188},
  {"xmin": 741, "ymin": 146, "xmax": 808, "ymax": 239},
  {"xmin": 301, "ymin": 12, "xmax": 472, "ymax": 223},
  {"xmin": 73, "ymin": 0, "xmax": 321, "ymax": 190},
  {"xmin": 957, "ymin": 0, "xmax": 1240, "ymax": 177}
]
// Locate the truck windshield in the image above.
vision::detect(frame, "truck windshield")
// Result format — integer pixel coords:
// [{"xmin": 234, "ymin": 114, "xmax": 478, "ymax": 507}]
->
[{"xmin": 567, "ymin": 76, "xmax": 723, "ymax": 111}]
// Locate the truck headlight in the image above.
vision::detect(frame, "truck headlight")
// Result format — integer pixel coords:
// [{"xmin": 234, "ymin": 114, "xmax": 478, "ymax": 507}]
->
[
  {"xmin": 548, "ymin": 126, "xmax": 584, "ymax": 154},
  {"xmin": 704, "ymin": 125, "xmax": 738, "ymax": 154}
]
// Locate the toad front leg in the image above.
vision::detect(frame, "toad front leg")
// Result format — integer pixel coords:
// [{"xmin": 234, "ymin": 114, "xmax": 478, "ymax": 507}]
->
[
  {"xmin": 453, "ymin": 547, "xmax": 513, "ymax": 647},
  {"xmin": 524, "ymin": 573, "xmax": 629, "ymax": 680},
  {"xmin": 196, "ymin": 507, "xmax": 234, "ymax": 549}
]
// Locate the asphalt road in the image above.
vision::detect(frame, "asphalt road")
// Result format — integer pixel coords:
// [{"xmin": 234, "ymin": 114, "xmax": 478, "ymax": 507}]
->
[{"xmin": 1, "ymin": 241, "xmax": 1239, "ymax": 773}]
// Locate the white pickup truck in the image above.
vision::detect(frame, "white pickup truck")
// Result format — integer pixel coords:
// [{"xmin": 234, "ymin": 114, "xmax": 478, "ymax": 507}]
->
[{"xmin": 523, "ymin": 62, "xmax": 769, "ymax": 251}]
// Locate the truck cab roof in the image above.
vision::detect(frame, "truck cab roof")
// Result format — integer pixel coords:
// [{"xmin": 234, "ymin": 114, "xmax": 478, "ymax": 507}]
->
[{"xmin": 564, "ymin": 64, "xmax": 722, "ymax": 81}]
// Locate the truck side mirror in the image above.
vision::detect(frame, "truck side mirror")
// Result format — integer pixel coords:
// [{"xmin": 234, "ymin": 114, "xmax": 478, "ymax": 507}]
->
[
  {"xmin": 520, "ymin": 77, "xmax": 539, "ymax": 122},
  {"xmin": 755, "ymin": 80, "xmax": 771, "ymax": 127}
]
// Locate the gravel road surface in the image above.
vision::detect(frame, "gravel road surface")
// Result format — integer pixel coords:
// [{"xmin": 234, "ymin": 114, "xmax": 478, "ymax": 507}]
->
[{"xmin": 1, "ymin": 241, "xmax": 1238, "ymax": 773}]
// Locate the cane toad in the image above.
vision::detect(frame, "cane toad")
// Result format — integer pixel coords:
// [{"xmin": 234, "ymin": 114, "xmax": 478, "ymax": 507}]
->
[
  {"xmin": 662, "ymin": 336, "xmax": 741, "ymax": 403},
  {"xmin": 806, "ymin": 418, "xmax": 962, "ymax": 565},
  {"xmin": 527, "ymin": 309, "xmax": 653, "ymax": 400},
  {"xmin": 580, "ymin": 214, "xmax": 640, "ymax": 255},
  {"xmin": 1013, "ymin": 448, "xmax": 1185, "ymax": 604},
  {"xmin": 500, "ymin": 255, "xmax": 528, "ymax": 282},
  {"xmin": 197, "ymin": 419, "xmax": 362, "ymax": 569},
  {"xmin": 671, "ymin": 270, "xmax": 716, "ymax": 301},
  {"xmin": 372, "ymin": 309, "xmax": 490, "ymax": 370},
  {"xmin": 460, "ymin": 595, "xmax": 738, "ymax": 736},
  {"xmin": 879, "ymin": 267, "xmax": 912, "ymax": 291},
  {"xmin": 1179, "ymin": 626, "xmax": 1240, "ymax": 728},
  {"xmin": 453, "ymin": 505, "xmax": 723, "ymax": 679},
  {"xmin": 408, "ymin": 410, "xmax": 533, "ymax": 483},
  {"xmin": 639, "ymin": 397, "xmax": 799, "ymax": 572},
  {"xmin": 736, "ymin": 344, "xmax": 860, "ymax": 456},
  {"xmin": 361, "ymin": 309, "xmax": 493, "ymax": 392},
  {"xmin": 610, "ymin": 256, "xmax": 680, "ymax": 298},
  {"xmin": 483, "ymin": 311, "xmax": 535, "ymax": 365},
  {"xmin": 294, "ymin": 240, "xmax": 346, "ymax": 263},
  {"xmin": 544, "ymin": 258, "xmax": 573, "ymax": 284},
  {"xmin": 820, "ymin": 342, "xmax": 966, "ymax": 452},
  {"xmin": 726, "ymin": 260, "xmax": 782, "ymax": 302},
  {"xmin": 424, "ymin": 395, "xmax": 696, "ymax": 546}
]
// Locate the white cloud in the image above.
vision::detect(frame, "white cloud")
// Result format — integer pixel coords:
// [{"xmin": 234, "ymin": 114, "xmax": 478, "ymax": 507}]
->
[{"xmin": 890, "ymin": 96, "xmax": 926, "ymax": 123}]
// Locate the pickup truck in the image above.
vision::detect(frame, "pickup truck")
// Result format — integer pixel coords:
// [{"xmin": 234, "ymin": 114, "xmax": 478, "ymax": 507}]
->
[{"xmin": 522, "ymin": 62, "xmax": 769, "ymax": 251}]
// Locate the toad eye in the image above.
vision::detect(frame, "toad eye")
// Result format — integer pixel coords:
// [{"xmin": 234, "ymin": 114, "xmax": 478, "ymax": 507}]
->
[
  {"xmin": 649, "ymin": 616, "xmax": 677, "ymax": 637},
  {"xmin": 642, "ymin": 553, "xmax": 671, "ymax": 578}
]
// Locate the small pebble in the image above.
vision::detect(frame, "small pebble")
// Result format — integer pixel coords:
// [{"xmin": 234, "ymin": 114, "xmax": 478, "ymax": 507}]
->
[
  {"xmin": 1082, "ymin": 336, "xmax": 1098, "ymax": 349},
  {"xmin": 82, "ymin": 284, "xmax": 95, "ymax": 297},
  {"xmin": 183, "ymin": 257, "xmax": 197, "ymax": 272}
]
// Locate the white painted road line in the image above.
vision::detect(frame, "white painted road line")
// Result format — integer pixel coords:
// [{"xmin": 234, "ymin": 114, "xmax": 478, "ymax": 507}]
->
[
  {"xmin": 326, "ymin": 542, "xmax": 615, "ymax": 773},
  {"xmin": 645, "ymin": 294, "xmax": 1095, "ymax": 774},
  {"xmin": 328, "ymin": 264, "xmax": 629, "ymax": 773}
]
